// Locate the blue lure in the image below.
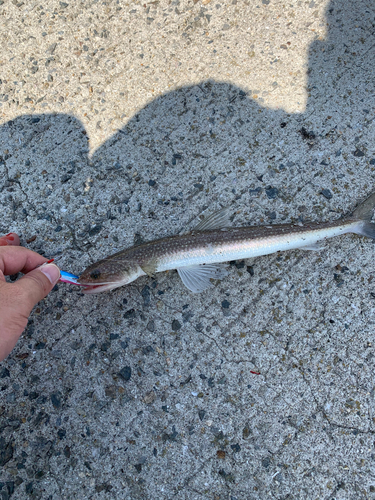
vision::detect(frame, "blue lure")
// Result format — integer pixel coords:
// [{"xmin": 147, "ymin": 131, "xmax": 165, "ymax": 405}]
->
[{"xmin": 59, "ymin": 270, "xmax": 85, "ymax": 286}]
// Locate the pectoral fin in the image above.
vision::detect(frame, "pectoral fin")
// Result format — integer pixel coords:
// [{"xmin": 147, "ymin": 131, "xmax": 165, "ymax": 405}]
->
[
  {"xmin": 177, "ymin": 264, "xmax": 229, "ymax": 293},
  {"xmin": 140, "ymin": 260, "xmax": 158, "ymax": 278}
]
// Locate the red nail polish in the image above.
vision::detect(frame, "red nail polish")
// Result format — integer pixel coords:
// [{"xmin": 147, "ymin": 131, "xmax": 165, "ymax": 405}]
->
[
  {"xmin": 6, "ymin": 235, "xmax": 14, "ymax": 241},
  {"xmin": 46, "ymin": 259, "xmax": 54, "ymax": 264},
  {"xmin": 3, "ymin": 233, "xmax": 12, "ymax": 237}
]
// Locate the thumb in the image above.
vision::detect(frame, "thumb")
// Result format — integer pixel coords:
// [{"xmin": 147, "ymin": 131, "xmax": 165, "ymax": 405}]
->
[{"xmin": 13, "ymin": 263, "xmax": 60, "ymax": 313}]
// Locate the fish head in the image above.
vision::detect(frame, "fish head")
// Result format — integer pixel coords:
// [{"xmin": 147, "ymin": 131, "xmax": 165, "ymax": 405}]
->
[{"xmin": 78, "ymin": 258, "xmax": 143, "ymax": 294}]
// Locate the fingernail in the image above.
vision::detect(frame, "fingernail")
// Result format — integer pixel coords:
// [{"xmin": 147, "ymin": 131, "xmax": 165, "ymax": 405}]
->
[
  {"xmin": 40, "ymin": 263, "xmax": 60, "ymax": 284},
  {"xmin": 2, "ymin": 233, "xmax": 14, "ymax": 242}
]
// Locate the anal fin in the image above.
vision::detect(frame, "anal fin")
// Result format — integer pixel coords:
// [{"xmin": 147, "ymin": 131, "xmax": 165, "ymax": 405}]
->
[
  {"xmin": 177, "ymin": 263, "xmax": 229, "ymax": 293},
  {"xmin": 298, "ymin": 243, "xmax": 323, "ymax": 251}
]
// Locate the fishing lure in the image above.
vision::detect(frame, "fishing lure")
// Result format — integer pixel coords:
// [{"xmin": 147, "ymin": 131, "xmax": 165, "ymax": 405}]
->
[{"xmin": 59, "ymin": 270, "xmax": 85, "ymax": 286}]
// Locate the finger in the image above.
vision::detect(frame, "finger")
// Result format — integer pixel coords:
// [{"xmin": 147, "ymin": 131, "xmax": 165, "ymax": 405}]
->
[
  {"xmin": 12, "ymin": 263, "xmax": 60, "ymax": 313},
  {"xmin": 0, "ymin": 233, "xmax": 20, "ymax": 247},
  {"xmin": 0, "ymin": 304, "xmax": 29, "ymax": 362},
  {"xmin": 0, "ymin": 246, "xmax": 48, "ymax": 275}
]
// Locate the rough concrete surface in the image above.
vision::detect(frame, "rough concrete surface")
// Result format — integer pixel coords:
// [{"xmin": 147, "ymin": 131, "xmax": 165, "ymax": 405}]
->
[{"xmin": 1, "ymin": 0, "xmax": 375, "ymax": 498}]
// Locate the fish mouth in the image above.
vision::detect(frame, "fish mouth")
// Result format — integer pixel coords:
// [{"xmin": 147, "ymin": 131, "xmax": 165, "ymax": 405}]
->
[{"xmin": 78, "ymin": 281, "xmax": 125, "ymax": 294}]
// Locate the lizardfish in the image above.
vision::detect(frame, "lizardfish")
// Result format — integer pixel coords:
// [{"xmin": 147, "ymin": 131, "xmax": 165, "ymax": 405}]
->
[{"xmin": 77, "ymin": 191, "xmax": 375, "ymax": 294}]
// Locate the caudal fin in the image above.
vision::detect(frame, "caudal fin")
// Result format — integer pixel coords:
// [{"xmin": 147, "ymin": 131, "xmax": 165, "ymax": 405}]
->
[
  {"xmin": 352, "ymin": 191, "xmax": 375, "ymax": 221},
  {"xmin": 350, "ymin": 191, "xmax": 375, "ymax": 239},
  {"xmin": 355, "ymin": 221, "xmax": 375, "ymax": 240}
]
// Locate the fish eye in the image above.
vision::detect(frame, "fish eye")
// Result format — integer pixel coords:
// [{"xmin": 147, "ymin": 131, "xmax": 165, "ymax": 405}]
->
[{"xmin": 90, "ymin": 270, "xmax": 101, "ymax": 280}]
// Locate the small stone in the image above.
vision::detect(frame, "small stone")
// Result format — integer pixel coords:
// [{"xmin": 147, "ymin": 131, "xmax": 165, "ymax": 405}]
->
[
  {"xmin": 321, "ymin": 189, "xmax": 332, "ymax": 200},
  {"xmin": 105, "ymin": 385, "xmax": 117, "ymax": 399},
  {"xmin": 88, "ymin": 225, "xmax": 102, "ymax": 237},
  {"xmin": 208, "ymin": 377, "xmax": 215, "ymax": 387},
  {"xmin": 57, "ymin": 429, "xmax": 66, "ymax": 440},
  {"xmin": 262, "ymin": 457, "xmax": 271, "ymax": 469},
  {"xmin": 95, "ymin": 483, "xmax": 113, "ymax": 493},
  {"xmin": 299, "ymin": 127, "xmax": 315, "ymax": 140},
  {"xmin": 265, "ymin": 186, "xmax": 279, "ymax": 199},
  {"xmin": 142, "ymin": 345, "xmax": 154, "ymax": 355},
  {"xmin": 218, "ymin": 469, "xmax": 235, "ymax": 482},
  {"xmin": 148, "ymin": 179, "xmax": 156, "ymax": 186},
  {"xmin": 60, "ymin": 174, "xmax": 72, "ymax": 183},
  {"xmin": 231, "ymin": 443, "xmax": 241, "ymax": 453},
  {"xmin": 0, "ymin": 367, "xmax": 10, "ymax": 378},
  {"xmin": 70, "ymin": 340, "xmax": 82, "ymax": 350},
  {"xmin": 118, "ymin": 366, "xmax": 131, "ymax": 381},
  {"xmin": 143, "ymin": 391, "xmax": 156, "ymax": 404},
  {"xmin": 198, "ymin": 410, "xmax": 206, "ymax": 421},
  {"xmin": 217, "ymin": 450, "xmax": 226, "ymax": 459},
  {"xmin": 162, "ymin": 426, "xmax": 178, "ymax": 442},
  {"xmin": 172, "ymin": 319, "xmax": 181, "ymax": 331},
  {"xmin": 50, "ymin": 391, "xmax": 62, "ymax": 409},
  {"xmin": 221, "ymin": 300, "xmax": 230, "ymax": 309},
  {"xmin": 266, "ymin": 212, "xmax": 277, "ymax": 220},
  {"xmin": 100, "ymin": 341, "xmax": 110, "ymax": 352},
  {"xmin": 25, "ymin": 483, "xmax": 34, "ymax": 494},
  {"xmin": 247, "ymin": 266, "xmax": 254, "ymax": 276},
  {"xmin": 141, "ymin": 285, "xmax": 151, "ymax": 306},
  {"xmin": 353, "ymin": 149, "xmax": 365, "ymax": 157},
  {"xmin": 124, "ymin": 309, "xmax": 136, "ymax": 319},
  {"xmin": 0, "ymin": 438, "xmax": 14, "ymax": 466},
  {"xmin": 146, "ymin": 320, "xmax": 155, "ymax": 332},
  {"xmin": 47, "ymin": 43, "xmax": 57, "ymax": 55}
]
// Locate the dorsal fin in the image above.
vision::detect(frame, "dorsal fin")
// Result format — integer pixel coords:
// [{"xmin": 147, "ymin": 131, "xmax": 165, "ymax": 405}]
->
[{"xmin": 194, "ymin": 207, "xmax": 231, "ymax": 232}]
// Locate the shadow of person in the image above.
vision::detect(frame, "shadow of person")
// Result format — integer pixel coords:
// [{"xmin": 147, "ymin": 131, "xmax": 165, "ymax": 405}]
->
[{"xmin": 0, "ymin": 0, "xmax": 374, "ymax": 268}]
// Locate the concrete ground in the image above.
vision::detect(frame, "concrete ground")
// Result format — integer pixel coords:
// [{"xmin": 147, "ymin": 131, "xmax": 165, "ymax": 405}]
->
[{"xmin": 1, "ymin": 0, "xmax": 375, "ymax": 498}]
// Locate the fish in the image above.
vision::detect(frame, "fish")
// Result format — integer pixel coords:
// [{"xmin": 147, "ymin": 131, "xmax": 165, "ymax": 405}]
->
[{"xmin": 78, "ymin": 191, "xmax": 375, "ymax": 294}]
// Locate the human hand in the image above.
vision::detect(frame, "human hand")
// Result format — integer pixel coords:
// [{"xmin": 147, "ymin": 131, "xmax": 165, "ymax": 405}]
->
[{"xmin": 0, "ymin": 233, "xmax": 60, "ymax": 361}]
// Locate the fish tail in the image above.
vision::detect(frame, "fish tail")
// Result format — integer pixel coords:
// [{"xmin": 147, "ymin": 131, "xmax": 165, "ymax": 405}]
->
[
  {"xmin": 352, "ymin": 190, "xmax": 375, "ymax": 221},
  {"xmin": 350, "ymin": 190, "xmax": 375, "ymax": 239},
  {"xmin": 356, "ymin": 222, "xmax": 375, "ymax": 239}
]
